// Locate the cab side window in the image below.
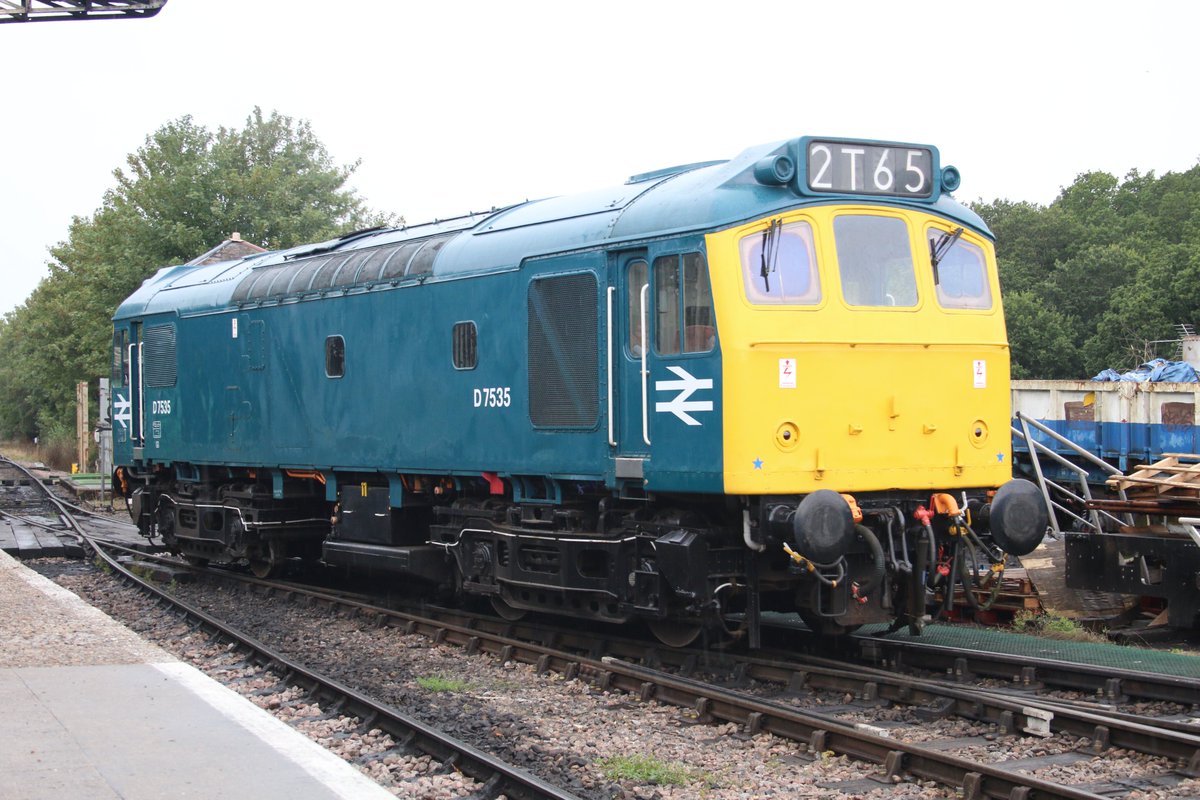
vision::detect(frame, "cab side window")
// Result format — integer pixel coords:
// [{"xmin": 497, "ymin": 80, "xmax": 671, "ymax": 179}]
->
[
  {"xmin": 112, "ymin": 329, "xmax": 128, "ymax": 388},
  {"xmin": 654, "ymin": 257, "xmax": 682, "ymax": 355},
  {"xmin": 653, "ymin": 253, "xmax": 714, "ymax": 355},
  {"xmin": 627, "ymin": 260, "xmax": 648, "ymax": 357}
]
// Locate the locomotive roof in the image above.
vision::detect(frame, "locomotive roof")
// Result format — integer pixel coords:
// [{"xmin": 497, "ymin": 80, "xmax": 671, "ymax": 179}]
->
[{"xmin": 114, "ymin": 137, "xmax": 990, "ymax": 321}]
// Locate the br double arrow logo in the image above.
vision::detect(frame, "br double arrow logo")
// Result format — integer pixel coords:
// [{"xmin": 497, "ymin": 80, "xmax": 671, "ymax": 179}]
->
[
  {"xmin": 655, "ymin": 366, "xmax": 713, "ymax": 426},
  {"xmin": 113, "ymin": 394, "xmax": 133, "ymax": 430}
]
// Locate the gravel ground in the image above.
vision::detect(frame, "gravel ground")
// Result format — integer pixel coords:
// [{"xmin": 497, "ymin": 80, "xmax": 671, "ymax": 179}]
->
[
  {"xmin": 0, "ymin": 549, "xmax": 169, "ymax": 667},
  {"xmin": 33, "ymin": 559, "xmax": 1200, "ymax": 800}
]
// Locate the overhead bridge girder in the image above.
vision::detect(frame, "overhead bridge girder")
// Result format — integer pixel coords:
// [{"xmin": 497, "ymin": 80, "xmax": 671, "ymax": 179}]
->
[{"xmin": 0, "ymin": 0, "xmax": 166, "ymax": 24}]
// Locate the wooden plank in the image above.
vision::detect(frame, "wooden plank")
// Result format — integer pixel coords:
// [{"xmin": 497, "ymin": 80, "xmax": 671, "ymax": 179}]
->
[
  {"xmin": 952, "ymin": 590, "xmax": 1041, "ymax": 612},
  {"xmin": 10, "ymin": 524, "xmax": 42, "ymax": 556},
  {"xmin": 31, "ymin": 529, "xmax": 64, "ymax": 558},
  {"xmin": 1112, "ymin": 456, "xmax": 1200, "ymax": 494},
  {"xmin": 0, "ymin": 522, "xmax": 19, "ymax": 555},
  {"xmin": 1122, "ymin": 456, "xmax": 1181, "ymax": 481},
  {"xmin": 1128, "ymin": 463, "xmax": 1200, "ymax": 475},
  {"xmin": 1107, "ymin": 472, "xmax": 1200, "ymax": 491},
  {"xmin": 56, "ymin": 534, "xmax": 86, "ymax": 558}
]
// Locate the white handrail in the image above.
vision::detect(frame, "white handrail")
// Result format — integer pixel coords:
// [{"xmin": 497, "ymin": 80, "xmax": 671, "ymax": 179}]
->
[
  {"xmin": 137, "ymin": 341, "xmax": 145, "ymax": 443},
  {"xmin": 606, "ymin": 287, "xmax": 616, "ymax": 447},
  {"xmin": 640, "ymin": 283, "xmax": 650, "ymax": 446}
]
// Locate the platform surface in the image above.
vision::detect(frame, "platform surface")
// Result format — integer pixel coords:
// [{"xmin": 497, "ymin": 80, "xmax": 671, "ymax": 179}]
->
[{"xmin": 0, "ymin": 549, "xmax": 392, "ymax": 800}]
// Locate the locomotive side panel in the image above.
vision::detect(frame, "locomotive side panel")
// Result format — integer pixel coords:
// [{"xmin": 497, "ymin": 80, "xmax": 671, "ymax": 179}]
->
[{"xmin": 138, "ymin": 263, "xmax": 618, "ymax": 480}]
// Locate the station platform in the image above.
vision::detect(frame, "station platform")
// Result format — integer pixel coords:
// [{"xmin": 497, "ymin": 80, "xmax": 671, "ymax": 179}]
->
[{"xmin": 0, "ymin": 549, "xmax": 392, "ymax": 800}]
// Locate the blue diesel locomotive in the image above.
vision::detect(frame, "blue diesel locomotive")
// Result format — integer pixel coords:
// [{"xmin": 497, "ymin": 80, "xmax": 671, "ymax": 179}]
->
[{"xmin": 111, "ymin": 136, "xmax": 1046, "ymax": 643}]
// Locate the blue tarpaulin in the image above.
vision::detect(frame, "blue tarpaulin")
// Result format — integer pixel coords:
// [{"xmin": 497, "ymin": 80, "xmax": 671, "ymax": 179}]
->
[{"xmin": 1091, "ymin": 358, "xmax": 1200, "ymax": 383}]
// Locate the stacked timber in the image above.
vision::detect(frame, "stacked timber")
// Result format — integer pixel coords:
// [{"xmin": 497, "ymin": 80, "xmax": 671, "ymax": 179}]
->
[
  {"xmin": 1107, "ymin": 453, "xmax": 1200, "ymax": 498},
  {"xmin": 1099, "ymin": 453, "xmax": 1200, "ymax": 517}
]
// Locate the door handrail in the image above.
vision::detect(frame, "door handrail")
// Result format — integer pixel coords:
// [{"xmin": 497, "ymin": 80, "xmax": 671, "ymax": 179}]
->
[
  {"xmin": 640, "ymin": 283, "xmax": 650, "ymax": 446},
  {"xmin": 606, "ymin": 287, "xmax": 616, "ymax": 447}
]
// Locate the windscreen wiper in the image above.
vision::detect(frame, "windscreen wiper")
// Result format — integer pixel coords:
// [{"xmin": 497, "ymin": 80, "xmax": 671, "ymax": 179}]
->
[
  {"xmin": 929, "ymin": 227, "xmax": 963, "ymax": 285},
  {"xmin": 760, "ymin": 218, "xmax": 782, "ymax": 291}
]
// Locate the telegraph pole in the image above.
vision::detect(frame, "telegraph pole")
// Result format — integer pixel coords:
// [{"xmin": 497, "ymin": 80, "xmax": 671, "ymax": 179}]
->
[
  {"xmin": 98, "ymin": 378, "xmax": 112, "ymax": 507},
  {"xmin": 76, "ymin": 381, "xmax": 89, "ymax": 473}
]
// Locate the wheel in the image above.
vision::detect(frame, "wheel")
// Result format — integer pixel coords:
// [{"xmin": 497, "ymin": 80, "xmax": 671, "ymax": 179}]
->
[
  {"xmin": 248, "ymin": 555, "xmax": 276, "ymax": 579},
  {"xmin": 247, "ymin": 540, "xmax": 283, "ymax": 579},
  {"xmin": 490, "ymin": 594, "xmax": 527, "ymax": 621},
  {"xmin": 647, "ymin": 619, "xmax": 704, "ymax": 648}
]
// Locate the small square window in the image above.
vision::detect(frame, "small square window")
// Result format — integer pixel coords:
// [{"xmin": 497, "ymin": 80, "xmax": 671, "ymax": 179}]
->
[
  {"xmin": 325, "ymin": 335, "xmax": 345, "ymax": 378},
  {"xmin": 453, "ymin": 322, "xmax": 477, "ymax": 369}
]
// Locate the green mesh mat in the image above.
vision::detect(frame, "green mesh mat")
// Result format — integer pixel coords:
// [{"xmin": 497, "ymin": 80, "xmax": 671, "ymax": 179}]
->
[{"xmin": 859, "ymin": 622, "xmax": 1200, "ymax": 679}]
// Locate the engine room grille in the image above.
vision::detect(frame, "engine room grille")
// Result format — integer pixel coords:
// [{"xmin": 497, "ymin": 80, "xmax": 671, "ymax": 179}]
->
[
  {"xmin": 452, "ymin": 321, "xmax": 477, "ymax": 370},
  {"xmin": 527, "ymin": 273, "xmax": 598, "ymax": 428},
  {"xmin": 143, "ymin": 323, "xmax": 177, "ymax": 388},
  {"xmin": 229, "ymin": 232, "xmax": 459, "ymax": 305}
]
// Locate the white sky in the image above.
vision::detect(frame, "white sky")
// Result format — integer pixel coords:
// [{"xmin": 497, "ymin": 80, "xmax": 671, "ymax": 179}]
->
[{"xmin": 2, "ymin": 0, "xmax": 1196, "ymax": 316}]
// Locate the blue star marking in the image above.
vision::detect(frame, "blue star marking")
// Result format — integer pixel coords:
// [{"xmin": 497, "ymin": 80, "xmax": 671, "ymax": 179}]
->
[
  {"xmin": 753, "ymin": 458, "xmax": 764, "ymax": 470},
  {"xmin": 996, "ymin": 452, "xmax": 1005, "ymax": 462}
]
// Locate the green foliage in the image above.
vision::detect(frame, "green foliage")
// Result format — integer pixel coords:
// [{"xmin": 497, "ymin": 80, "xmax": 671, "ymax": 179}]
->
[
  {"xmin": 1012, "ymin": 610, "xmax": 1105, "ymax": 642},
  {"xmin": 975, "ymin": 162, "xmax": 1200, "ymax": 378},
  {"xmin": 1002, "ymin": 291, "xmax": 1080, "ymax": 379},
  {"xmin": 0, "ymin": 108, "xmax": 394, "ymax": 440},
  {"xmin": 416, "ymin": 674, "xmax": 471, "ymax": 693},
  {"xmin": 596, "ymin": 754, "xmax": 697, "ymax": 786}
]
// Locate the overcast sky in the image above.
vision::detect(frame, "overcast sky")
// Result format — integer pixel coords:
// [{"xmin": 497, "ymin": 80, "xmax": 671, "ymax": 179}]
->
[{"xmin": 2, "ymin": 0, "xmax": 1196, "ymax": 316}]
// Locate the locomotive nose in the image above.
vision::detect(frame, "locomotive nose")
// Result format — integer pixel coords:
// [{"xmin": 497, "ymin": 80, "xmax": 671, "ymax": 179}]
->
[{"xmin": 987, "ymin": 479, "xmax": 1048, "ymax": 556}]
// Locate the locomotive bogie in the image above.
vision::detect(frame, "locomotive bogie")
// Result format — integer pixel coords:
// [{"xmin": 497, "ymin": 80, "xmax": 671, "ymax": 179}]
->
[{"xmin": 125, "ymin": 468, "xmax": 330, "ymax": 575}]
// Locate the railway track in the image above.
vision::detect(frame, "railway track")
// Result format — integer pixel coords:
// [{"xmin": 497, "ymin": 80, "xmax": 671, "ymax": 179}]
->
[
  {"xmin": 7, "ymin": 454, "xmax": 1199, "ymax": 798},
  {"xmin": 0, "ymin": 455, "xmax": 581, "ymax": 800},
  {"xmin": 848, "ymin": 632, "xmax": 1200, "ymax": 706},
  {"xmin": 87, "ymin": 547, "xmax": 1200, "ymax": 799}
]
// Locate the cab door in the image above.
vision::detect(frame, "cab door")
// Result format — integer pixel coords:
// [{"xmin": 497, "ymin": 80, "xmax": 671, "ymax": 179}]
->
[
  {"xmin": 128, "ymin": 321, "xmax": 144, "ymax": 451},
  {"xmin": 609, "ymin": 252, "xmax": 651, "ymax": 473},
  {"xmin": 110, "ymin": 321, "xmax": 145, "ymax": 460},
  {"xmin": 609, "ymin": 247, "xmax": 722, "ymax": 491}
]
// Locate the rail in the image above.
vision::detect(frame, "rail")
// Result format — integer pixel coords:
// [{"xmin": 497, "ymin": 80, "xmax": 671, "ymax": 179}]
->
[
  {"xmin": 0, "ymin": 455, "xmax": 578, "ymax": 800},
  {"xmin": 88, "ymin": 539, "xmax": 581, "ymax": 800},
  {"xmin": 154, "ymin": 562, "xmax": 1200, "ymax": 797}
]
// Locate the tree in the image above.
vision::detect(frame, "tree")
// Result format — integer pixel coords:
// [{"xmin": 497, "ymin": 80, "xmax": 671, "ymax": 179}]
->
[
  {"xmin": 976, "ymin": 162, "xmax": 1200, "ymax": 378},
  {"xmin": 972, "ymin": 199, "xmax": 1080, "ymax": 296},
  {"xmin": 0, "ymin": 108, "xmax": 394, "ymax": 440},
  {"xmin": 1003, "ymin": 291, "xmax": 1080, "ymax": 379}
]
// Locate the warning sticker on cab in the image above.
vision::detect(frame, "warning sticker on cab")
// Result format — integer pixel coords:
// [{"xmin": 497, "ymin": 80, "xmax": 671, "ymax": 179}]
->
[
  {"xmin": 973, "ymin": 360, "xmax": 987, "ymax": 389},
  {"xmin": 779, "ymin": 358, "xmax": 796, "ymax": 389}
]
